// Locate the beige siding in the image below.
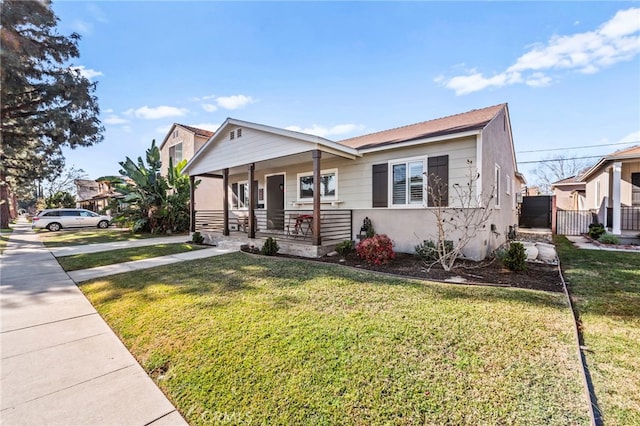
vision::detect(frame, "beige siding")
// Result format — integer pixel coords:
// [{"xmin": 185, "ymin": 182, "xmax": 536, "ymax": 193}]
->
[
  {"xmin": 160, "ymin": 126, "xmax": 197, "ymax": 175},
  {"xmin": 194, "ymin": 178, "xmax": 223, "ymax": 211},
  {"xmin": 480, "ymin": 108, "xmax": 519, "ymax": 253},
  {"xmin": 585, "ymin": 170, "xmax": 609, "ymax": 209},
  {"xmin": 553, "ymin": 184, "xmax": 586, "ymax": 210},
  {"xmin": 188, "ymin": 127, "xmax": 318, "ymax": 175},
  {"xmin": 622, "ymin": 161, "xmax": 640, "ymax": 206}
]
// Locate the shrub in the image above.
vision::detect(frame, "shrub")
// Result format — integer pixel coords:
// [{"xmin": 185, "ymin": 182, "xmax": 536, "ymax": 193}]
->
[
  {"xmin": 335, "ymin": 240, "xmax": 355, "ymax": 257},
  {"xmin": 598, "ymin": 233, "xmax": 620, "ymax": 245},
  {"xmin": 191, "ymin": 231, "xmax": 204, "ymax": 244},
  {"xmin": 414, "ymin": 240, "xmax": 453, "ymax": 262},
  {"xmin": 260, "ymin": 237, "xmax": 279, "ymax": 256},
  {"xmin": 356, "ymin": 234, "xmax": 395, "ymax": 265},
  {"xmin": 588, "ymin": 223, "xmax": 605, "ymax": 239},
  {"xmin": 503, "ymin": 242, "xmax": 527, "ymax": 272}
]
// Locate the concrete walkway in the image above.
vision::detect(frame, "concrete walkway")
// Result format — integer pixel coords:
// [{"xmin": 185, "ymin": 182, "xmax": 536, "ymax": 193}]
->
[
  {"xmin": 566, "ymin": 235, "xmax": 640, "ymax": 252},
  {"xmin": 49, "ymin": 234, "xmax": 193, "ymax": 257},
  {"xmin": 1, "ymin": 219, "xmax": 188, "ymax": 425}
]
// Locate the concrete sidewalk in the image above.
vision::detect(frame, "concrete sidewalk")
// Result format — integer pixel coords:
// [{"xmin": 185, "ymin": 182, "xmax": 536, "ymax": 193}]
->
[
  {"xmin": 566, "ymin": 235, "xmax": 640, "ymax": 252},
  {"xmin": 49, "ymin": 234, "xmax": 193, "ymax": 257},
  {"xmin": 68, "ymin": 246, "xmax": 237, "ymax": 282},
  {"xmin": 0, "ymin": 219, "xmax": 188, "ymax": 425}
]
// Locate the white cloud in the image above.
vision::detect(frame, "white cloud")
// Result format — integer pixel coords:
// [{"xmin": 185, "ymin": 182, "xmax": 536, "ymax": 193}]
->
[
  {"xmin": 285, "ymin": 123, "xmax": 365, "ymax": 138},
  {"xmin": 618, "ymin": 130, "xmax": 640, "ymax": 143},
  {"xmin": 125, "ymin": 105, "xmax": 188, "ymax": 120},
  {"xmin": 71, "ymin": 19, "xmax": 92, "ymax": 35},
  {"xmin": 189, "ymin": 122, "xmax": 221, "ymax": 132},
  {"xmin": 202, "ymin": 103, "xmax": 218, "ymax": 112},
  {"xmin": 438, "ymin": 7, "xmax": 640, "ymax": 95},
  {"xmin": 156, "ymin": 125, "xmax": 173, "ymax": 134},
  {"xmin": 72, "ymin": 65, "xmax": 103, "ymax": 80},
  {"xmin": 216, "ymin": 95, "xmax": 256, "ymax": 110},
  {"xmin": 103, "ymin": 115, "xmax": 129, "ymax": 125}
]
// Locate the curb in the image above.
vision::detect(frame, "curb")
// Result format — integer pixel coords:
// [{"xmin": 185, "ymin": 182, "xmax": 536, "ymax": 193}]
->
[{"xmin": 557, "ymin": 259, "xmax": 601, "ymax": 426}]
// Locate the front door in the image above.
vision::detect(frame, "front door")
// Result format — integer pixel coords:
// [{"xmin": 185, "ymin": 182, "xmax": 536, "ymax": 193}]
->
[{"xmin": 266, "ymin": 175, "xmax": 285, "ymax": 230}]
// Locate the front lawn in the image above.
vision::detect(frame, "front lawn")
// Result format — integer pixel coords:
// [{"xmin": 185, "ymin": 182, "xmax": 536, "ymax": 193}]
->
[
  {"xmin": 37, "ymin": 228, "xmax": 186, "ymax": 247},
  {"xmin": 80, "ymin": 252, "xmax": 589, "ymax": 425},
  {"xmin": 555, "ymin": 236, "xmax": 640, "ymax": 425},
  {"xmin": 56, "ymin": 243, "xmax": 206, "ymax": 271}
]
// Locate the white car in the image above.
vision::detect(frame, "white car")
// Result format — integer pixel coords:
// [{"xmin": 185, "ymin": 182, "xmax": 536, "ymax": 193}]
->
[{"xmin": 32, "ymin": 208, "xmax": 112, "ymax": 232}]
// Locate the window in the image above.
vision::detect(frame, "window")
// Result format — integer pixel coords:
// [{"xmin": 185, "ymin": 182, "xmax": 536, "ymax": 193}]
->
[
  {"xmin": 297, "ymin": 169, "xmax": 337, "ymax": 200},
  {"xmin": 237, "ymin": 128, "xmax": 242, "ymax": 138},
  {"xmin": 173, "ymin": 129, "xmax": 178, "ymax": 138},
  {"xmin": 595, "ymin": 180, "xmax": 600, "ymax": 208},
  {"xmin": 494, "ymin": 165, "xmax": 501, "ymax": 208},
  {"xmin": 230, "ymin": 130, "xmax": 235, "ymax": 140},
  {"xmin": 391, "ymin": 159, "xmax": 424, "ymax": 206},
  {"xmin": 169, "ymin": 142, "xmax": 182, "ymax": 163},
  {"xmin": 80, "ymin": 211, "xmax": 98, "ymax": 217}
]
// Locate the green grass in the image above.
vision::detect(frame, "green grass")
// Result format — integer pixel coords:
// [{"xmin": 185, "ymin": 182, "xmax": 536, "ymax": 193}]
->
[
  {"xmin": 56, "ymin": 243, "xmax": 206, "ymax": 271},
  {"xmin": 37, "ymin": 228, "xmax": 187, "ymax": 248},
  {"xmin": 80, "ymin": 252, "xmax": 589, "ymax": 425},
  {"xmin": 555, "ymin": 236, "xmax": 640, "ymax": 426},
  {"xmin": 0, "ymin": 228, "xmax": 13, "ymax": 254}
]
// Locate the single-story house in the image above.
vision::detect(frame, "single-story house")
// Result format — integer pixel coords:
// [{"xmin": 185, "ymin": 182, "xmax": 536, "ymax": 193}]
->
[
  {"xmin": 551, "ymin": 176, "xmax": 586, "ymax": 211},
  {"xmin": 159, "ymin": 123, "xmax": 223, "ymax": 211},
  {"xmin": 578, "ymin": 145, "xmax": 640, "ymax": 234},
  {"xmin": 182, "ymin": 103, "xmax": 523, "ymax": 259},
  {"xmin": 75, "ymin": 178, "xmax": 122, "ymax": 213}
]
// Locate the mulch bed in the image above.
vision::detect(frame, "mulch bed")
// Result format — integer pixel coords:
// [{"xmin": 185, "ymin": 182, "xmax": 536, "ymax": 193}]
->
[{"xmin": 245, "ymin": 248, "xmax": 563, "ymax": 293}]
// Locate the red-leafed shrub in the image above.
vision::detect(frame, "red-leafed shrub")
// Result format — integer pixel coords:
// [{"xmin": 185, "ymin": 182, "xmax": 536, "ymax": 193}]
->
[{"xmin": 356, "ymin": 234, "xmax": 396, "ymax": 265}]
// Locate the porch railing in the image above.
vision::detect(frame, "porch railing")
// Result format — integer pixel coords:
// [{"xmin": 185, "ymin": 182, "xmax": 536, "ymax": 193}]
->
[
  {"xmin": 606, "ymin": 206, "xmax": 640, "ymax": 231},
  {"xmin": 194, "ymin": 209, "xmax": 353, "ymax": 243}
]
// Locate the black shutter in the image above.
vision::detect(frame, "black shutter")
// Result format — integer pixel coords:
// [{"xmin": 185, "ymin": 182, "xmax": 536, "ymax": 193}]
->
[
  {"xmin": 231, "ymin": 183, "xmax": 238, "ymax": 208},
  {"xmin": 372, "ymin": 163, "xmax": 388, "ymax": 207},
  {"xmin": 428, "ymin": 155, "xmax": 449, "ymax": 207}
]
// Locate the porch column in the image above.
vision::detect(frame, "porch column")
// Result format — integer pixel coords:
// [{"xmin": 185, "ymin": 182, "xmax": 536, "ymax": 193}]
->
[
  {"xmin": 189, "ymin": 175, "xmax": 196, "ymax": 233},
  {"xmin": 612, "ymin": 161, "xmax": 622, "ymax": 235},
  {"xmin": 248, "ymin": 163, "xmax": 256, "ymax": 239},
  {"xmin": 312, "ymin": 150, "xmax": 321, "ymax": 246},
  {"xmin": 223, "ymin": 168, "xmax": 229, "ymax": 236}
]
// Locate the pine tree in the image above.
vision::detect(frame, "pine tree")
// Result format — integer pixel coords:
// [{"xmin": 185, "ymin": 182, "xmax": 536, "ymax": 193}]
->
[{"xmin": 0, "ymin": 0, "xmax": 104, "ymax": 227}]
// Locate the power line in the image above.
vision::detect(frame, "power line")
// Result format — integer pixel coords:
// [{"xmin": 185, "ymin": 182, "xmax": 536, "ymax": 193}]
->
[
  {"xmin": 517, "ymin": 155, "xmax": 604, "ymax": 164},
  {"xmin": 516, "ymin": 140, "xmax": 639, "ymax": 154}
]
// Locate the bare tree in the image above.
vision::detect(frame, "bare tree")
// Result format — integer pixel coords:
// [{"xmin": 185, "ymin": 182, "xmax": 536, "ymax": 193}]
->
[
  {"xmin": 43, "ymin": 166, "xmax": 87, "ymax": 200},
  {"xmin": 423, "ymin": 160, "xmax": 495, "ymax": 272},
  {"xmin": 529, "ymin": 155, "xmax": 591, "ymax": 194}
]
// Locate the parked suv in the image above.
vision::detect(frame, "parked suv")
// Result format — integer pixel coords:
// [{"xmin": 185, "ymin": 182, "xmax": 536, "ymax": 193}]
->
[{"xmin": 32, "ymin": 208, "xmax": 112, "ymax": 232}]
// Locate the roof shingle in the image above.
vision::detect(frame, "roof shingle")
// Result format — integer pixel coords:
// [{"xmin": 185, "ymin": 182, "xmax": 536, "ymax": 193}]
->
[{"xmin": 338, "ymin": 104, "xmax": 506, "ymax": 149}]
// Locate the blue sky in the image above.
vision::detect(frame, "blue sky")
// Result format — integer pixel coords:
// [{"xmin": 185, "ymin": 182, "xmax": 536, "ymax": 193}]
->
[{"xmin": 53, "ymin": 1, "xmax": 640, "ymax": 184}]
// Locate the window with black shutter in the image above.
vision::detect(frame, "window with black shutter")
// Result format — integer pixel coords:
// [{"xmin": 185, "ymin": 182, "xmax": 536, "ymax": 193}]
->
[
  {"xmin": 427, "ymin": 155, "xmax": 448, "ymax": 207},
  {"xmin": 372, "ymin": 163, "xmax": 388, "ymax": 207}
]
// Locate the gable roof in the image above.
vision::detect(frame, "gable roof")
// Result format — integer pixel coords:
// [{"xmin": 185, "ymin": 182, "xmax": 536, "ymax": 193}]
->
[
  {"xmin": 159, "ymin": 123, "xmax": 216, "ymax": 150},
  {"xmin": 338, "ymin": 104, "xmax": 506, "ymax": 149},
  {"xmin": 551, "ymin": 175, "xmax": 585, "ymax": 187},
  {"xmin": 579, "ymin": 145, "xmax": 640, "ymax": 181}
]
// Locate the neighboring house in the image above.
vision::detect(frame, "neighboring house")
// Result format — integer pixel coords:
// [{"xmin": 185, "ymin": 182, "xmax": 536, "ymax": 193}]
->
[
  {"xmin": 75, "ymin": 179, "xmax": 122, "ymax": 213},
  {"xmin": 159, "ymin": 123, "xmax": 223, "ymax": 211},
  {"xmin": 182, "ymin": 104, "xmax": 522, "ymax": 259},
  {"xmin": 578, "ymin": 145, "xmax": 640, "ymax": 234},
  {"xmin": 551, "ymin": 176, "xmax": 586, "ymax": 210}
]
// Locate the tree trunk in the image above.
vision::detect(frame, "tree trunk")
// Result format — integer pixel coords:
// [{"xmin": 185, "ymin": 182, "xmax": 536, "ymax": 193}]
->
[{"xmin": 0, "ymin": 170, "xmax": 11, "ymax": 229}]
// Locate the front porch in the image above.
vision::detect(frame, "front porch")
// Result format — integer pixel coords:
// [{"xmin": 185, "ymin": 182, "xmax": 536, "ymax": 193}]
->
[{"xmin": 194, "ymin": 209, "xmax": 353, "ymax": 257}]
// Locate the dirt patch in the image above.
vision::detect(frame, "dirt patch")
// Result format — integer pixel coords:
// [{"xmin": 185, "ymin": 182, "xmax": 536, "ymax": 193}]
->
[{"xmin": 252, "ymin": 249, "xmax": 564, "ymax": 293}]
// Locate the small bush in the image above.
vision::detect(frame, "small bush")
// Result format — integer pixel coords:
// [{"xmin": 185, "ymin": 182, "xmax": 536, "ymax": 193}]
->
[
  {"xmin": 503, "ymin": 242, "xmax": 527, "ymax": 271},
  {"xmin": 356, "ymin": 234, "xmax": 395, "ymax": 265},
  {"xmin": 414, "ymin": 240, "xmax": 453, "ymax": 262},
  {"xmin": 598, "ymin": 233, "xmax": 620, "ymax": 245},
  {"xmin": 588, "ymin": 223, "xmax": 605, "ymax": 239},
  {"xmin": 335, "ymin": 240, "xmax": 354, "ymax": 257},
  {"xmin": 191, "ymin": 231, "xmax": 204, "ymax": 244},
  {"xmin": 261, "ymin": 237, "xmax": 279, "ymax": 256}
]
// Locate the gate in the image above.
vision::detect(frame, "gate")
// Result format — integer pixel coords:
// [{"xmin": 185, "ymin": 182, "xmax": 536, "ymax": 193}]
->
[
  {"xmin": 557, "ymin": 210, "xmax": 594, "ymax": 235},
  {"xmin": 519, "ymin": 196, "xmax": 552, "ymax": 228}
]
